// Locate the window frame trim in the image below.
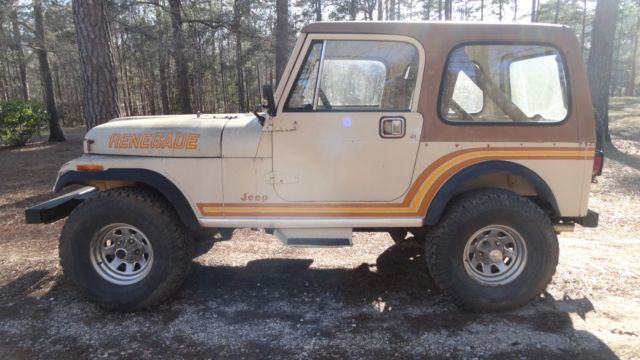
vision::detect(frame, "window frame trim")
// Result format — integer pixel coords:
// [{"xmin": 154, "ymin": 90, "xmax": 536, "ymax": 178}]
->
[
  {"xmin": 437, "ymin": 41, "xmax": 572, "ymax": 126},
  {"xmin": 282, "ymin": 40, "xmax": 324, "ymax": 112},
  {"xmin": 279, "ymin": 33, "xmax": 425, "ymax": 114}
]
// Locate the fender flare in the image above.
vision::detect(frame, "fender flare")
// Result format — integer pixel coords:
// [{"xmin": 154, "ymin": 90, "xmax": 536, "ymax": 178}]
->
[
  {"xmin": 423, "ymin": 160, "xmax": 559, "ymax": 226},
  {"xmin": 55, "ymin": 168, "xmax": 200, "ymax": 229}
]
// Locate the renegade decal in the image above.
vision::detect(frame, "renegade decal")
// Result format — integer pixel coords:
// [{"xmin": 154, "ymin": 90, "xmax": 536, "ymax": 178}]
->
[
  {"xmin": 107, "ymin": 133, "xmax": 200, "ymax": 150},
  {"xmin": 197, "ymin": 147, "xmax": 594, "ymax": 218}
]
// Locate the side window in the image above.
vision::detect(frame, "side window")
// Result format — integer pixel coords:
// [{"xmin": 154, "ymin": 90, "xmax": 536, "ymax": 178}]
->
[
  {"xmin": 451, "ymin": 70, "xmax": 483, "ymax": 114},
  {"xmin": 440, "ymin": 44, "xmax": 568, "ymax": 123},
  {"xmin": 509, "ymin": 54, "xmax": 568, "ymax": 120},
  {"xmin": 285, "ymin": 40, "xmax": 419, "ymax": 112}
]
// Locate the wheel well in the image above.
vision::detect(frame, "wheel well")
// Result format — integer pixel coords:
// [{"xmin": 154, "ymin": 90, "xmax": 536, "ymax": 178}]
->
[
  {"xmin": 55, "ymin": 169, "xmax": 200, "ymax": 230},
  {"xmin": 423, "ymin": 161, "xmax": 559, "ymax": 226}
]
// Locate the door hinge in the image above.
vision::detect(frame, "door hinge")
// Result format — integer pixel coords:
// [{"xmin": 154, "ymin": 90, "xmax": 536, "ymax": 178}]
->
[
  {"xmin": 268, "ymin": 172, "xmax": 299, "ymax": 184},
  {"xmin": 273, "ymin": 120, "xmax": 297, "ymax": 132}
]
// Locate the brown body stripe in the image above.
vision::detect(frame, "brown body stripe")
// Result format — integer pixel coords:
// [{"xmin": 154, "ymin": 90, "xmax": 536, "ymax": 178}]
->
[{"xmin": 197, "ymin": 146, "xmax": 594, "ymax": 218}]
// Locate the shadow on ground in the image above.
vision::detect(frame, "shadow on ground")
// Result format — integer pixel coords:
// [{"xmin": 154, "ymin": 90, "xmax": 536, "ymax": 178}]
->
[
  {"xmin": 606, "ymin": 147, "xmax": 640, "ymax": 173},
  {"xmin": 0, "ymin": 237, "xmax": 619, "ymax": 359}
]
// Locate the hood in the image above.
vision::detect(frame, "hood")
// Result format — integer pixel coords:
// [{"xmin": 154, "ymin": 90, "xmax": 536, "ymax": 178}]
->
[{"xmin": 85, "ymin": 113, "xmax": 261, "ymax": 158}]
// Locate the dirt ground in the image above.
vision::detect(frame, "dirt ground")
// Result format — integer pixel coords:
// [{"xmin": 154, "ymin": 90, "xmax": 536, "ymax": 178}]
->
[{"xmin": 1, "ymin": 99, "xmax": 639, "ymax": 359}]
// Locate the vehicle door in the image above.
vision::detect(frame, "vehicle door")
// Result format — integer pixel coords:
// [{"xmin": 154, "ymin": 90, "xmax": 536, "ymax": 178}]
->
[{"xmin": 272, "ymin": 34, "xmax": 425, "ymax": 202}]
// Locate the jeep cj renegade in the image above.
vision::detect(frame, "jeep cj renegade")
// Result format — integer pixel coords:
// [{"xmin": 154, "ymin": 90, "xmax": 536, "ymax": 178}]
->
[{"xmin": 26, "ymin": 22, "xmax": 602, "ymax": 312}]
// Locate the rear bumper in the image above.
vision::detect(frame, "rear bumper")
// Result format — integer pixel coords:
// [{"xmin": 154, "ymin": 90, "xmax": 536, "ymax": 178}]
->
[
  {"xmin": 575, "ymin": 209, "xmax": 599, "ymax": 228},
  {"xmin": 25, "ymin": 187, "xmax": 97, "ymax": 224}
]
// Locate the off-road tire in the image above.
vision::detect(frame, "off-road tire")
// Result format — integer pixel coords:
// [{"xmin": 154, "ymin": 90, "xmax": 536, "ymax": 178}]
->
[
  {"xmin": 59, "ymin": 187, "xmax": 194, "ymax": 311},
  {"xmin": 389, "ymin": 229, "xmax": 428, "ymax": 244},
  {"xmin": 425, "ymin": 189, "xmax": 558, "ymax": 312},
  {"xmin": 389, "ymin": 229, "xmax": 409, "ymax": 243}
]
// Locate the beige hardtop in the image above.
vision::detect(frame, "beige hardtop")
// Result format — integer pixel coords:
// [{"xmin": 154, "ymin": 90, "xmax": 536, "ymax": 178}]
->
[
  {"xmin": 299, "ymin": 21, "xmax": 595, "ymax": 145},
  {"xmin": 302, "ymin": 21, "xmax": 570, "ymax": 35}
]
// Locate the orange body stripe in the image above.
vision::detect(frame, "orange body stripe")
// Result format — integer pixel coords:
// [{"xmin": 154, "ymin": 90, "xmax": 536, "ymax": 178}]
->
[{"xmin": 197, "ymin": 146, "xmax": 595, "ymax": 218}]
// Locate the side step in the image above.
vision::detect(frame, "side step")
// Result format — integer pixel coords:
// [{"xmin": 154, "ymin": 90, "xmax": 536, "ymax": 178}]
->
[{"xmin": 275, "ymin": 228, "xmax": 353, "ymax": 247}]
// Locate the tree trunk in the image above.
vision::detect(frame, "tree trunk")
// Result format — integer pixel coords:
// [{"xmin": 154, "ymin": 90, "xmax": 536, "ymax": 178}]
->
[
  {"xmin": 234, "ymin": 0, "xmax": 245, "ymax": 112},
  {"xmin": 554, "ymin": 0, "xmax": 560, "ymax": 23},
  {"xmin": 611, "ymin": 3, "xmax": 624, "ymax": 96},
  {"xmin": 34, "ymin": 0, "xmax": 65, "ymax": 141},
  {"xmin": 316, "ymin": 0, "xmax": 323, "ymax": 21},
  {"xmin": 53, "ymin": 63, "xmax": 64, "ymax": 125},
  {"xmin": 378, "ymin": 0, "xmax": 383, "ymax": 20},
  {"xmin": 159, "ymin": 48, "xmax": 170, "ymax": 114},
  {"xmin": 444, "ymin": 0, "xmax": 452, "ymax": 19},
  {"xmin": 625, "ymin": 13, "xmax": 639, "ymax": 96},
  {"xmin": 218, "ymin": 31, "xmax": 229, "ymax": 112},
  {"xmin": 513, "ymin": 0, "xmax": 517, "ymax": 21},
  {"xmin": 422, "ymin": 0, "xmax": 432, "ymax": 20},
  {"xmin": 390, "ymin": 0, "xmax": 396, "ymax": 19},
  {"xmin": 480, "ymin": 0, "xmax": 484, "ymax": 21},
  {"xmin": 587, "ymin": 0, "xmax": 620, "ymax": 148},
  {"xmin": 385, "ymin": 0, "xmax": 389, "ymax": 19},
  {"xmin": 156, "ymin": 4, "xmax": 170, "ymax": 114},
  {"xmin": 349, "ymin": 0, "xmax": 358, "ymax": 20},
  {"xmin": 168, "ymin": 0, "xmax": 192, "ymax": 114},
  {"xmin": 72, "ymin": 0, "xmax": 120, "ymax": 130},
  {"xmin": 530, "ymin": 0, "xmax": 536, "ymax": 22},
  {"xmin": 580, "ymin": 0, "xmax": 587, "ymax": 50},
  {"xmin": 10, "ymin": 5, "xmax": 28, "ymax": 100},
  {"xmin": 275, "ymin": 0, "xmax": 289, "ymax": 87}
]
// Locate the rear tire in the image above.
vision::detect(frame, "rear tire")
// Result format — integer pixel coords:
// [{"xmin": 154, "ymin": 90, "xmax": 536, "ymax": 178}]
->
[
  {"xmin": 59, "ymin": 187, "xmax": 194, "ymax": 311},
  {"xmin": 425, "ymin": 189, "xmax": 558, "ymax": 312}
]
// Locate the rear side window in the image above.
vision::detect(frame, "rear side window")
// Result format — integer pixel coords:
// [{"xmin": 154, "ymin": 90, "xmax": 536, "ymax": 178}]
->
[
  {"xmin": 285, "ymin": 40, "xmax": 419, "ymax": 112},
  {"xmin": 440, "ymin": 44, "xmax": 569, "ymax": 123}
]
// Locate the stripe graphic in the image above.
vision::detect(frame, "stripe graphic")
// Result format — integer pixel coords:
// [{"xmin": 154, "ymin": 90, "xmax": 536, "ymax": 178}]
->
[{"xmin": 197, "ymin": 146, "xmax": 594, "ymax": 218}]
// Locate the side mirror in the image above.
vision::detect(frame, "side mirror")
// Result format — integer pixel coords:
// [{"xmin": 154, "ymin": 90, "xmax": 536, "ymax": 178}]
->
[{"xmin": 262, "ymin": 84, "xmax": 277, "ymax": 117}]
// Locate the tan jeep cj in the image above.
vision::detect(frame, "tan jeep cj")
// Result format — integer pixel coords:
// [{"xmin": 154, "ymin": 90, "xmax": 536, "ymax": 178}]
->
[{"xmin": 26, "ymin": 22, "xmax": 603, "ymax": 312}]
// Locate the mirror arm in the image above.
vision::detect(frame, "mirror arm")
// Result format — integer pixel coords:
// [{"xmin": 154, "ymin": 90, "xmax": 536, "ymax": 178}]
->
[
  {"xmin": 254, "ymin": 111, "xmax": 266, "ymax": 126},
  {"xmin": 262, "ymin": 84, "xmax": 277, "ymax": 117}
]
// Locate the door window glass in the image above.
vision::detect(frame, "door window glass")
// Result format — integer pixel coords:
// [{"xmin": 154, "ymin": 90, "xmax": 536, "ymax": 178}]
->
[
  {"xmin": 285, "ymin": 42, "xmax": 323, "ymax": 110},
  {"xmin": 285, "ymin": 40, "xmax": 419, "ymax": 111}
]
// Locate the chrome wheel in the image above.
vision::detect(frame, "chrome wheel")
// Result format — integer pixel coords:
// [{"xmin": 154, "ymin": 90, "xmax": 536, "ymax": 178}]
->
[
  {"xmin": 462, "ymin": 225, "xmax": 527, "ymax": 286},
  {"xmin": 90, "ymin": 223, "xmax": 154, "ymax": 285}
]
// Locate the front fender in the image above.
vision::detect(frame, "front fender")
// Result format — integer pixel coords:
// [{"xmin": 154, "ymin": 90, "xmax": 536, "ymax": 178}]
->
[{"xmin": 55, "ymin": 168, "xmax": 200, "ymax": 229}]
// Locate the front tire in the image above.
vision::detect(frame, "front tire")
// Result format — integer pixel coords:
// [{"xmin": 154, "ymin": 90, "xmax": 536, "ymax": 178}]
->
[
  {"xmin": 59, "ymin": 188, "xmax": 194, "ymax": 311},
  {"xmin": 426, "ymin": 189, "xmax": 558, "ymax": 312}
]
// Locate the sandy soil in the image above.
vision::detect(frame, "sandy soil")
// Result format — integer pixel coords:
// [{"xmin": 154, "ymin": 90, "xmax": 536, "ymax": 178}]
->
[{"xmin": 1, "ymin": 100, "xmax": 639, "ymax": 359}]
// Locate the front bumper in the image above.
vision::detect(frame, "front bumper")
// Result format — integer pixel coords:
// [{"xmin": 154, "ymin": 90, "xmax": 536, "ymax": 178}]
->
[{"xmin": 25, "ymin": 187, "xmax": 97, "ymax": 224}]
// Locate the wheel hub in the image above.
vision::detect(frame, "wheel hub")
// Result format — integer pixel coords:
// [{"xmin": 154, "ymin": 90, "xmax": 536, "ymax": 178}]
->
[
  {"xmin": 90, "ymin": 223, "xmax": 154, "ymax": 285},
  {"xmin": 488, "ymin": 249, "xmax": 503, "ymax": 263},
  {"xmin": 115, "ymin": 248, "xmax": 127, "ymax": 260},
  {"xmin": 462, "ymin": 225, "xmax": 527, "ymax": 286}
]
